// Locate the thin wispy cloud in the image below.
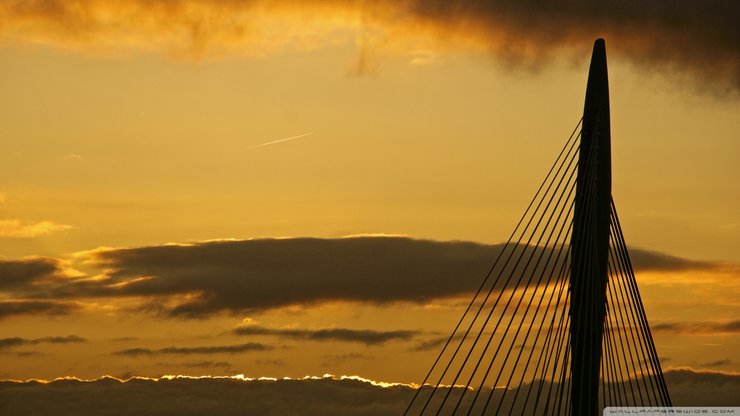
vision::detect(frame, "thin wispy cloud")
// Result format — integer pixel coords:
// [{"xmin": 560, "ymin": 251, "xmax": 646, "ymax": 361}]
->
[
  {"xmin": 653, "ymin": 320, "xmax": 740, "ymax": 335},
  {"xmin": 0, "ymin": 219, "xmax": 73, "ymax": 238},
  {"xmin": 63, "ymin": 153, "xmax": 83, "ymax": 161},
  {"xmin": 232, "ymin": 325, "xmax": 419, "ymax": 345},
  {"xmin": 113, "ymin": 342, "xmax": 272, "ymax": 357},
  {"xmin": 0, "ymin": 335, "xmax": 86, "ymax": 350},
  {"xmin": 0, "ymin": 300, "xmax": 82, "ymax": 319},
  {"xmin": 247, "ymin": 132, "xmax": 314, "ymax": 150}
]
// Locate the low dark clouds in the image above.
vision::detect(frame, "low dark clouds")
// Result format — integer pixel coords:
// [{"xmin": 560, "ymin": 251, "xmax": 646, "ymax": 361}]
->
[
  {"xmin": 321, "ymin": 353, "xmax": 372, "ymax": 367},
  {"xmin": 9, "ymin": 237, "xmax": 503, "ymax": 317},
  {"xmin": 0, "ymin": 258, "xmax": 82, "ymax": 319},
  {"xmin": 233, "ymin": 326, "xmax": 419, "ymax": 346},
  {"xmin": 653, "ymin": 320, "xmax": 740, "ymax": 335},
  {"xmin": 0, "ymin": 258, "xmax": 62, "ymax": 290},
  {"xmin": 0, "ymin": 237, "xmax": 725, "ymax": 318},
  {"xmin": 85, "ymin": 237, "xmax": 497, "ymax": 316},
  {"xmin": 181, "ymin": 361, "xmax": 233, "ymax": 371},
  {"xmin": 81, "ymin": 237, "xmax": 721, "ymax": 317},
  {"xmin": 0, "ymin": 376, "xmax": 415, "ymax": 416},
  {"xmin": 0, "ymin": 300, "xmax": 82, "ymax": 319},
  {"xmin": 411, "ymin": 334, "xmax": 469, "ymax": 352},
  {"xmin": 700, "ymin": 359, "xmax": 733, "ymax": 368},
  {"xmin": 113, "ymin": 342, "xmax": 272, "ymax": 357},
  {"xmin": 664, "ymin": 368, "xmax": 740, "ymax": 405},
  {"xmin": 0, "ymin": 369, "xmax": 736, "ymax": 415},
  {"xmin": 0, "ymin": 335, "xmax": 86, "ymax": 350},
  {"xmin": 627, "ymin": 248, "xmax": 717, "ymax": 272}
]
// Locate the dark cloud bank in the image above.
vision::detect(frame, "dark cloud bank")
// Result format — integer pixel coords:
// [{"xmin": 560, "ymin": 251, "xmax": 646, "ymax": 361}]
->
[
  {"xmin": 0, "ymin": 335, "xmax": 85, "ymax": 350},
  {"xmin": 0, "ymin": 299, "xmax": 81, "ymax": 319},
  {"xmin": 233, "ymin": 326, "xmax": 419, "ymax": 346},
  {"xmin": 653, "ymin": 320, "xmax": 740, "ymax": 335},
  {"xmin": 0, "ymin": 258, "xmax": 61, "ymax": 290},
  {"xmin": 1, "ymin": 0, "xmax": 738, "ymax": 94},
  {"xmin": 113, "ymin": 342, "xmax": 272, "ymax": 357},
  {"xmin": 0, "ymin": 369, "xmax": 737, "ymax": 415},
  {"xmin": 1, "ymin": 237, "xmax": 722, "ymax": 318},
  {"xmin": 401, "ymin": 0, "xmax": 740, "ymax": 94},
  {"xmin": 0, "ymin": 257, "xmax": 80, "ymax": 319}
]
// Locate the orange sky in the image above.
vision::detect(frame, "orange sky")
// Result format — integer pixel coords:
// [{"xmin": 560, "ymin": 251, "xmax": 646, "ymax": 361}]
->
[{"xmin": 1, "ymin": 0, "xmax": 739, "ymax": 398}]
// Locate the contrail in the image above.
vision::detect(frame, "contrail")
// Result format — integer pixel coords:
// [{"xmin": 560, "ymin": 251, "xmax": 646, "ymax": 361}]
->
[{"xmin": 248, "ymin": 132, "xmax": 314, "ymax": 150}]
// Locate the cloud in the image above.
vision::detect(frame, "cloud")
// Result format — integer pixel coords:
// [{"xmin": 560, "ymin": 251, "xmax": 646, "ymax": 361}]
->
[
  {"xmin": 652, "ymin": 320, "xmax": 740, "ymax": 335},
  {"xmin": 699, "ymin": 359, "xmax": 733, "ymax": 368},
  {"xmin": 0, "ymin": 335, "xmax": 86, "ymax": 350},
  {"xmin": 110, "ymin": 337, "xmax": 138, "ymax": 342},
  {"xmin": 0, "ymin": 258, "xmax": 63, "ymax": 290},
  {"xmin": 0, "ymin": 375, "xmax": 416, "ymax": 416},
  {"xmin": 12, "ymin": 351, "xmax": 45, "ymax": 357},
  {"xmin": 233, "ymin": 325, "xmax": 419, "ymax": 346},
  {"xmin": 255, "ymin": 358, "xmax": 286, "ymax": 367},
  {"xmin": 0, "ymin": 338, "xmax": 32, "ymax": 349},
  {"xmin": 181, "ymin": 361, "xmax": 233, "ymax": 371},
  {"xmin": 321, "ymin": 353, "xmax": 372, "ymax": 366},
  {"xmin": 0, "ymin": 300, "xmax": 82, "ymax": 319},
  {"xmin": 626, "ymin": 248, "xmax": 717, "ymax": 272},
  {"xmin": 63, "ymin": 153, "xmax": 83, "ymax": 161},
  {"xmin": 59, "ymin": 237, "xmax": 554, "ymax": 317},
  {"xmin": 0, "ymin": 1, "xmax": 737, "ymax": 93},
  {"xmin": 1, "ymin": 236, "xmax": 725, "ymax": 318},
  {"xmin": 663, "ymin": 368, "xmax": 740, "ymax": 405},
  {"xmin": 0, "ymin": 219, "xmax": 73, "ymax": 238},
  {"xmin": 402, "ymin": 0, "xmax": 740, "ymax": 94},
  {"xmin": 113, "ymin": 342, "xmax": 272, "ymax": 357},
  {"xmin": 82, "ymin": 237, "xmax": 721, "ymax": 317},
  {"xmin": 411, "ymin": 334, "xmax": 468, "ymax": 352},
  {"xmin": 411, "ymin": 336, "xmax": 448, "ymax": 352},
  {"xmin": 0, "ymin": 369, "xmax": 736, "ymax": 415}
]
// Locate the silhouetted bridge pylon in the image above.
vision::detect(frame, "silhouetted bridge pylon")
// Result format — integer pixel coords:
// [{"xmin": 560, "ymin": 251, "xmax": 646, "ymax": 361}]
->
[{"xmin": 405, "ymin": 39, "xmax": 672, "ymax": 415}]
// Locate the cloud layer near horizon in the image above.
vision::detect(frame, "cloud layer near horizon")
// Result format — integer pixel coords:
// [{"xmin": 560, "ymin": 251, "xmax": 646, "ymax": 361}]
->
[
  {"xmin": 113, "ymin": 342, "xmax": 272, "ymax": 357},
  {"xmin": 0, "ymin": 0, "xmax": 738, "ymax": 93},
  {"xmin": 0, "ymin": 335, "xmax": 85, "ymax": 350},
  {"xmin": 0, "ymin": 237, "xmax": 726, "ymax": 319},
  {"xmin": 653, "ymin": 320, "xmax": 740, "ymax": 335},
  {"xmin": 0, "ymin": 369, "xmax": 737, "ymax": 415},
  {"xmin": 233, "ymin": 325, "xmax": 419, "ymax": 346}
]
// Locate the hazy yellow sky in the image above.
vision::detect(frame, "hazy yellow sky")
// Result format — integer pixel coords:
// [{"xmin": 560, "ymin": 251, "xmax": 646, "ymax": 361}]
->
[{"xmin": 0, "ymin": 1, "xmax": 739, "ymax": 403}]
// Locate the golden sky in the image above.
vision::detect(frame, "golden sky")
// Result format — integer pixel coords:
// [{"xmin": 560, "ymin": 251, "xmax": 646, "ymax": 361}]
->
[{"xmin": 0, "ymin": 1, "xmax": 739, "ymax": 411}]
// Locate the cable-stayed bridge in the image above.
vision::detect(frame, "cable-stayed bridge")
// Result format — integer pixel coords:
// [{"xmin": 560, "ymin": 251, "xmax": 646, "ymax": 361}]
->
[{"xmin": 404, "ymin": 39, "xmax": 672, "ymax": 415}]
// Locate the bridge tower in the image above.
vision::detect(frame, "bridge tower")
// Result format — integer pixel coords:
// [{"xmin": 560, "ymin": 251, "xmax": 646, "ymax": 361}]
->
[
  {"xmin": 570, "ymin": 38, "xmax": 611, "ymax": 415},
  {"xmin": 405, "ymin": 39, "xmax": 672, "ymax": 416}
]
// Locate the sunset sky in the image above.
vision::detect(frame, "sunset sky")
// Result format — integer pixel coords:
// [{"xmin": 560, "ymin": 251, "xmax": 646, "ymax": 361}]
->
[{"xmin": 0, "ymin": 1, "xmax": 739, "ymax": 412}]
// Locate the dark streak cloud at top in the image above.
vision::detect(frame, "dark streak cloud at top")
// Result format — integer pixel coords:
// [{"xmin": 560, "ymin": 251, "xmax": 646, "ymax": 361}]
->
[
  {"xmin": 403, "ymin": 0, "xmax": 740, "ymax": 94},
  {"xmin": 0, "ymin": 0, "xmax": 737, "ymax": 94}
]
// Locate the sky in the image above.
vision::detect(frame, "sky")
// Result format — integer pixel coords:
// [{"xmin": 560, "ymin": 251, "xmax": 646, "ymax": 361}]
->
[{"xmin": 0, "ymin": 0, "xmax": 739, "ymax": 412}]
